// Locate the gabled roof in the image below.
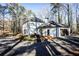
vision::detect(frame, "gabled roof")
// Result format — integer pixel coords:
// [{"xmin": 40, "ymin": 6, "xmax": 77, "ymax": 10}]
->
[
  {"xmin": 36, "ymin": 23, "xmax": 56, "ymax": 29},
  {"xmin": 23, "ymin": 17, "xmax": 44, "ymax": 25},
  {"xmin": 37, "ymin": 20, "xmax": 70, "ymax": 29},
  {"xmin": 30, "ymin": 17, "xmax": 44, "ymax": 23},
  {"xmin": 49, "ymin": 21, "xmax": 70, "ymax": 28},
  {"xmin": 26, "ymin": 17, "xmax": 44, "ymax": 23},
  {"xmin": 49, "ymin": 21, "xmax": 62, "ymax": 27}
]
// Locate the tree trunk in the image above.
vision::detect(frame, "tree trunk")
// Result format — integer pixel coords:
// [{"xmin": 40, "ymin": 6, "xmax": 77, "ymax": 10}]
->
[
  {"xmin": 58, "ymin": 8, "xmax": 60, "ymax": 24},
  {"xmin": 67, "ymin": 4, "xmax": 70, "ymax": 27}
]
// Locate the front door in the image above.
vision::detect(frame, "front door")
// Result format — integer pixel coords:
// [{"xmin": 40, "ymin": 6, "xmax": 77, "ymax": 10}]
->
[{"xmin": 47, "ymin": 29, "xmax": 50, "ymax": 35}]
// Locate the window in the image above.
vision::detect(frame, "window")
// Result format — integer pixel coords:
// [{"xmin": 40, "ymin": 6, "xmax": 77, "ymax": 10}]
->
[
  {"xmin": 60, "ymin": 29, "xmax": 69, "ymax": 36},
  {"xmin": 24, "ymin": 29, "xmax": 26, "ymax": 34}
]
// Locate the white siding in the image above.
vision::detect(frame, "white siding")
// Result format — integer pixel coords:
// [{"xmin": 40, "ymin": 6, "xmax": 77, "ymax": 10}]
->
[
  {"xmin": 42, "ymin": 29, "xmax": 47, "ymax": 36},
  {"xmin": 50, "ymin": 28, "xmax": 56, "ymax": 37},
  {"xmin": 57, "ymin": 27, "xmax": 60, "ymax": 37},
  {"xmin": 22, "ymin": 22, "xmax": 43, "ymax": 35},
  {"xmin": 42, "ymin": 28, "xmax": 57, "ymax": 37}
]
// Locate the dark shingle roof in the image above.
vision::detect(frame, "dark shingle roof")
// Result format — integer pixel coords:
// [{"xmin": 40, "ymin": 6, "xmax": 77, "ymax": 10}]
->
[
  {"xmin": 49, "ymin": 21, "xmax": 62, "ymax": 27},
  {"xmin": 37, "ymin": 24, "xmax": 56, "ymax": 29},
  {"xmin": 23, "ymin": 17, "xmax": 44, "ymax": 25},
  {"xmin": 37, "ymin": 20, "xmax": 70, "ymax": 29},
  {"xmin": 30, "ymin": 17, "xmax": 44, "ymax": 23}
]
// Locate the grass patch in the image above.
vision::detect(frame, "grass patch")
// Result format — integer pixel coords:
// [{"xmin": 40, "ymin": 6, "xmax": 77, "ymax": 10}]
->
[{"xmin": 19, "ymin": 35, "xmax": 35, "ymax": 41}]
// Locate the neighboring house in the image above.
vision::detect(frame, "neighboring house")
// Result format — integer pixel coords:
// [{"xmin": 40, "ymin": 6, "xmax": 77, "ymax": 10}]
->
[
  {"xmin": 22, "ymin": 17, "xmax": 44, "ymax": 35},
  {"xmin": 37, "ymin": 21, "xmax": 70, "ymax": 37}
]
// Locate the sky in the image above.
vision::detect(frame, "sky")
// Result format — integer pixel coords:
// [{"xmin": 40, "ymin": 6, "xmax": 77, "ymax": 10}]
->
[
  {"xmin": 1, "ymin": 3, "xmax": 50, "ymax": 13},
  {"xmin": 21, "ymin": 3, "xmax": 50, "ymax": 17},
  {"xmin": 0, "ymin": 3, "xmax": 50, "ymax": 19},
  {"xmin": 0, "ymin": 3, "xmax": 78, "ymax": 24}
]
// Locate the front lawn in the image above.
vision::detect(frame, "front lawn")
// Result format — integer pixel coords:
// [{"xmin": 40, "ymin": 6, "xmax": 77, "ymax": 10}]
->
[{"xmin": 19, "ymin": 35, "xmax": 36, "ymax": 41}]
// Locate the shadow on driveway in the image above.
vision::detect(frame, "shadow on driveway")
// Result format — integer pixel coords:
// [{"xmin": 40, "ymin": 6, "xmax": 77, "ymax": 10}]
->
[{"xmin": 6, "ymin": 40, "xmax": 62, "ymax": 56}]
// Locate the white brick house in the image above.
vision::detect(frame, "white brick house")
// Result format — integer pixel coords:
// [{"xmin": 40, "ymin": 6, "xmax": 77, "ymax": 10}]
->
[
  {"xmin": 37, "ymin": 21, "xmax": 70, "ymax": 37},
  {"xmin": 22, "ymin": 17, "xmax": 44, "ymax": 35}
]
